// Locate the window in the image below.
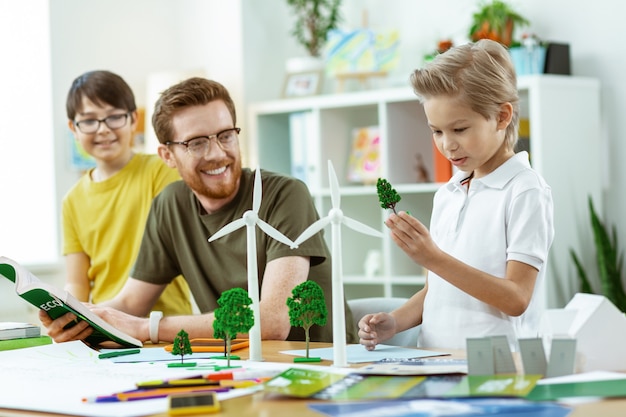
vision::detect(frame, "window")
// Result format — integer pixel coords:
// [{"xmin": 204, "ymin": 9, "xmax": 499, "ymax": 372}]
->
[{"xmin": 0, "ymin": 0, "xmax": 58, "ymax": 265}]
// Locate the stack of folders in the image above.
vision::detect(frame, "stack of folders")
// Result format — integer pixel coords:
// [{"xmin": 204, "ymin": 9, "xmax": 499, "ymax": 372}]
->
[{"xmin": 0, "ymin": 322, "xmax": 52, "ymax": 351}]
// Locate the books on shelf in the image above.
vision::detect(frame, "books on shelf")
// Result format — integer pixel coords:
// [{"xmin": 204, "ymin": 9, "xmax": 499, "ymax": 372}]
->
[
  {"xmin": 0, "ymin": 256, "xmax": 142, "ymax": 348},
  {"xmin": 289, "ymin": 111, "xmax": 319, "ymax": 190},
  {"xmin": 433, "ymin": 142, "xmax": 453, "ymax": 183},
  {"xmin": 0, "ymin": 322, "xmax": 40, "ymax": 340}
]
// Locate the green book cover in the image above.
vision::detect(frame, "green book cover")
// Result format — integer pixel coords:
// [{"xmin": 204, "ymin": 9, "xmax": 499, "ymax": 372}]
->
[
  {"xmin": 263, "ymin": 368, "xmax": 346, "ymax": 398},
  {"xmin": 444, "ymin": 374, "xmax": 542, "ymax": 398},
  {"xmin": 526, "ymin": 378, "xmax": 626, "ymax": 401},
  {"xmin": 0, "ymin": 335, "xmax": 52, "ymax": 351},
  {"xmin": 0, "ymin": 256, "xmax": 141, "ymax": 348}
]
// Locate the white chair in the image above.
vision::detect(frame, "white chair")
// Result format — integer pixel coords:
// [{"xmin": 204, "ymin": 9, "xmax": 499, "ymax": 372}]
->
[{"xmin": 348, "ymin": 297, "xmax": 420, "ymax": 347}]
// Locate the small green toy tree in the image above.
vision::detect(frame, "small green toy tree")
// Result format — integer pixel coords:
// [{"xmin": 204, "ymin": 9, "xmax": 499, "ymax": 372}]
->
[
  {"xmin": 287, "ymin": 280, "xmax": 327, "ymax": 362},
  {"xmin": 171, "ymin": 329, "xmax": 193, "ymax": 364},
  {"xmin": 213, "ymin": 288, "xmax": 254, "ymax": 367},
  {"xmin": 377, "ymin": 178, "xmax": 401, "ymax": 214}
]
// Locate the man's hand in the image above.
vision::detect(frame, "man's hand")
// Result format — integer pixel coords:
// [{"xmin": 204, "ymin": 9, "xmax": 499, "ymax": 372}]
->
[{"xmin": 39, "ymin": 309, "xmax": 93, "ymax": 343}]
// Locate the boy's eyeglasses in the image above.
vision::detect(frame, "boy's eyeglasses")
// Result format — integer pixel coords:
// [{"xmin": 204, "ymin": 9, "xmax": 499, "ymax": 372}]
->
[
  {"xmin": 166, "ymin": 127, "xmax": 240, "ymax": 158},
  {"xmin": 74, "ymin": 113, "xmax": 130, "ymax": 134}
]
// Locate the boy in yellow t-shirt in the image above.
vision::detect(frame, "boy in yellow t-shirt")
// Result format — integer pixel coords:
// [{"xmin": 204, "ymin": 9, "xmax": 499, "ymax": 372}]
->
[{"xmin": 63, "ymin": 70, "xmax": 191, "ymax": 316}]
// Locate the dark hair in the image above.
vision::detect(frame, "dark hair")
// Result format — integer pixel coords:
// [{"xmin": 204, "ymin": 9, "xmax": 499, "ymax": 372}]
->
[
  {"xmin": 152, "ymin": 77, "xmax": 237, "ymax": 144},
  {"xmin": 66, "ymin": 70, "xmax": 136, "ymax": 120},
  {"xmin": 410, "ymin": 39, "xmax": 519, "ymax": 150}
]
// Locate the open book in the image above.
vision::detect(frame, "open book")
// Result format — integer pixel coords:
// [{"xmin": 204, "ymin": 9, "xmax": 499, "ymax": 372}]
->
[{"xmin": 0, "ymin": 256, "xmax": 142, "ymax": 348}]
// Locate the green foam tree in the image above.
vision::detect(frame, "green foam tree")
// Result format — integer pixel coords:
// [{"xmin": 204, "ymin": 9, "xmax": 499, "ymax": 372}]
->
[
  {"xmin": 377, "ymin": 178, "xmax": 401, "ymax": 214},
  {"xmin": 287, "ymin": 280, "xmax": 327, "ymax": 359},
  {"xmin": 213, "ymin": 288, "xmax": 254, "ymax": 367},
  {"xmin": 171, "ymin": 329, "xmax": 192, "ymax": 363}
]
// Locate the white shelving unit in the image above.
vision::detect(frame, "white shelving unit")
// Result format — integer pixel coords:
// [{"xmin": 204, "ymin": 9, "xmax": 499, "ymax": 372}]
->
[{"xmin": 247, "ymin": 75, "xmax": 601, "ymax": 307}]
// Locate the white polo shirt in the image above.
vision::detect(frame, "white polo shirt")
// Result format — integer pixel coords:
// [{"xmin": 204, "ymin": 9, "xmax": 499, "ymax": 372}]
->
[{"xmin": 418, "ymin": 151, "xmax": 554, "ymax": 350}]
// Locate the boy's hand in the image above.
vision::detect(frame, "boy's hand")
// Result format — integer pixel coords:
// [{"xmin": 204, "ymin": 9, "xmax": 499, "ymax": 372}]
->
[{"xmin": 357, "ymin": 312, "xmax": 397, "ymax": 351}]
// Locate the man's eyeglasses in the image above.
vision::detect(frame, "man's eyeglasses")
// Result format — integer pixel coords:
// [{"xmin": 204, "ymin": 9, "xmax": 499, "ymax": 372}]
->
[
  {"xmin": 165, "ymin": 127, "xmax": 240, "ymax": 158},
  {"xmin": 74, "ymin": 113, "xmax": 130, "ymax": 134}
]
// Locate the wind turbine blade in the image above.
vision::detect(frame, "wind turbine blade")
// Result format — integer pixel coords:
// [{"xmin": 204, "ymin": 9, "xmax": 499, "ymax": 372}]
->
[
  {"xmin": 257, "ymin": 220, "xmax": 295, "ymax": 247},
  {"xmin": 252, "ymin": 166, "xmax": 262, "ymax": 214},
  {"xmin": 342, "ymin": 216, "xmax": 384, "ymax": 238},
  {"xmin": 328, "ymin": 160, "xmax": 340, "ymax": 209},
  {"xmin": 208, "ymin": 219, "xmax": 246, "ymax": 242},
  {"xmin": 293, "ymin": 217, "xmax": 332, "ymax": 247}
]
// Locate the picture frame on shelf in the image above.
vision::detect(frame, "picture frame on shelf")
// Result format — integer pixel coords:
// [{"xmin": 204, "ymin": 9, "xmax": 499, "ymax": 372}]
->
[
  {"xmin": 282, "ymin": 70, "xmax": 323, "ymax": 98},
  {"xmin": 346, "ymin": 125, "xmax": 380, "ymax": 184}
]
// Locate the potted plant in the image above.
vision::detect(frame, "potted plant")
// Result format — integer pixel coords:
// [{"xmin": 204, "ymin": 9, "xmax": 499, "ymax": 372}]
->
[
  {"xmin": 286, "ymin": 0, "xmax": 342, "ymax": 58},
  {"xmin": 468, "ymin": 0, "xmax": 529, "ymax": 47},
  {"xmin": 570, "ymin": 196, "xmax": 626, "ymax": 312}
]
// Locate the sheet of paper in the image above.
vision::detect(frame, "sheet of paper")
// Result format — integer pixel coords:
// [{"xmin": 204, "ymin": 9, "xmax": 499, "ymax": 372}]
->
[
  {"xmin": 443, "ymin": 374, "xmax": 542, "ymax": 397},
  {"xmin": 280, "ymin": 344, "xmax": 449, "ymax": 363},
  {"xmin": 355, "ymin": 359, "xmax": 468, "ymax": 376},
  {"xmin": 308, "ymin": 398, "xmax": 572, "ymax": 417},
  {"xmin": 316, "ymin": 374, "xmax": 426, "ymax": 400},
  {"xmin": 546, "ymin": 338, "xmax": 577, "ymax": 378},
  {"xmin": 264, "ymin": 367, "xmax": 346, "ymax": 398},
  {"xmin": 466, "ymin": 338, "xmax": 494, "ymax": 375},
  {"xmin": 537, "ymin": 370, "xmax": 626, "ymax": 385},
  {"xmin": 491, "ymin": 335, "xmax": 516, "ymax": 374},
  {"xmin": 0, "ymin": 341, "xmax": 273, "ymax": 417},
  {"xmin": 519, "ymin": 338, "xmax": 547, "ymax": 376}
]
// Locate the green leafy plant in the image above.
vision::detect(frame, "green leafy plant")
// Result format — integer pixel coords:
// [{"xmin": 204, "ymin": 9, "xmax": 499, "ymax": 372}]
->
[
  {"xmin": 171, "ymin": 329, "xmax": 193, "ymax": 364},
  {"xmin": 213, "ymin": 288, "xmax": 254, "ymax": 367},
  {"xmin": 570, "ymin": 196, "xmax": 626, "ymax": 312},
  {"xmin": 376, "ymin": 178, "xmax": 401, "ymax": 214},
  {"xmin": 286, "ymin": 0, "xmax": 342, "ymax": 57},
  {"xmin": 287, "ymin": 280, "xmax": 327, "ymax": 359},
  {"xmin": 468, "ymin": 0, "xmax": 529, "ymax": 47}
]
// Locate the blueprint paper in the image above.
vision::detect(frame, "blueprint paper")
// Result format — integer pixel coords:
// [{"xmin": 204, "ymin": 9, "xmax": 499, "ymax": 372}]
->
[{"xmin": 280, "ymin": 344, "xmax": 448, "ymax": 363}]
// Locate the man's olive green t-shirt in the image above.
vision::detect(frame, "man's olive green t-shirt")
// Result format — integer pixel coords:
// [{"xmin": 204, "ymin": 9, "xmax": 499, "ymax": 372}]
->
[{"xmin": 131, "ymin": 168, "xmax": 357, "ymax": 343}]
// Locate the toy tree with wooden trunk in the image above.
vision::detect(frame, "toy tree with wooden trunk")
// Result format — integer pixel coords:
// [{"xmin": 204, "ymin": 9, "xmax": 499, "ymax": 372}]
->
[
  {"xmin": 377, "ymin": 178, "xmax": 401, "ymax": 214},
  {"xmin": 287, "ymin": 280, "xmax": 328, "ymax": 362},
  {"xmin": 213, "ymin": 288, "xmax": 254, "ymax": 367},
  {"xmin": 169, "ymin": 329, "xmax": 195, "ymax": 367}
]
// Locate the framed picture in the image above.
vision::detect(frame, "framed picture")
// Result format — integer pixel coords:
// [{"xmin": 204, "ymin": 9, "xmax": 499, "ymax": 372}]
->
[{"xmin": 282, "ymin": 70, "xmax": 323, "ymax": 98}]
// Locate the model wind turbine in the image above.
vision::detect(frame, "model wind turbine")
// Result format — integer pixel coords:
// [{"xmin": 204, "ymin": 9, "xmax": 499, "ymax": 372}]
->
[
  {"xmin": 292, "ymin": 160, "xmax": 384, "ymax": 367},
  {"xmin": 208, "ymin": 167, "xmax": 295, "ymax": 362}
]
